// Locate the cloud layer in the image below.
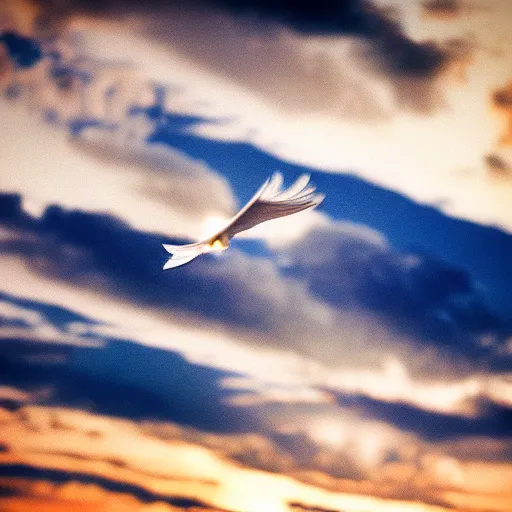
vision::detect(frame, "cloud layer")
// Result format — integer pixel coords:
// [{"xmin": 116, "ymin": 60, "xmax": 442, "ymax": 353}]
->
[{"xmin": 1, "ymin": 4, "xmax": 511, "ymax": 511}]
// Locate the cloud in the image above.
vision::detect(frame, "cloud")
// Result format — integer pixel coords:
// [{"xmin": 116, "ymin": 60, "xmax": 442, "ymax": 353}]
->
[
  {"xmin": 493, "ymin": 79, "xmax": 512, "ymax": 146},
  {"xmin": 0, "ymin": 279, "xmax": 509, "ymax": 504},
  {"xmin": 5, "ymin": 2, "xmax": 512, "ymax": 240},
  {"xmin": 3, "ymin": 192, "xmax": 512, "ymax": 395},
  {"xmin": 23, "ymin": 1, "xmax": 470, "ymax": 119},
  {"xmin": 0, "ymin": 404, "xmax": 403, "ymax": 510},
  {"xmin": 0, "ymin": 324, "xmax": 257, "ymax": 433},
  {"xmin": 485, "ymin": 154, "xmax": 511, "ymax": 175},
  {"xmin": 0, "ymin": 292, "xmax": 104, "ymax": 351},
  {"xmin": 126, "ymin": 8, "xmax": 390, "ymax": 122},
  {"xmin": 4, "ymin": 10, "xmax": 512, "ymax": 240},
  {"xmin": 0, "ymin": 332, "xmax": 404, "ymax": 492},
  {"xmin": 0, "ymin": 192, "xmax": 353, "ymax": 369},
  {"xmin": 4, "ymin": 192, "xmax": 507, "ymax": 379},
  {"xmin": 6, "ymin": 35, "xmax": 511, "ymax": 330},
  {"xmin": 71, "ymin": 128, "xmax": 237, "ymax": 222},
  {"xmin": 0, "ymin": 100, "xmax": 236, "ymax": 239},
  {"xmin": 2, "ymin": 402, "xmax": 510, "ymax": 510},
  {"xmin": 3, "ymin": 284, "xmax": 510, "ymax": 447},
  {"xmin": 421, "ymin": 0, "xmax": 463, "ymax": 19},
  {"xmin": 0, "ymin": 297, "xmax": 43, "ymax": 327},
  {"xmin": 277, "ymin": 223, "xmax": 510, "ymax": 365},
  {"xmin": 288, "ymin": 503, "xmax": 340, "ymax": 512},
  {"xmin": 0, "ymin": 385, "xmax": 35, "ymax": 412},
  {"xmin": 0, "ymin": 473, "xmax": 220, "ymax": 512},
  {"xmin": 3, "ymin": 20, "xmax": 510, "ymax": 348},
  {"xmin": 2, "ymin": 196, "xmax": 511, "ymax": 450},
  {"xmin": 328, "ymin": 389, "xmax": 512, "ymax": 441},
  {"xmin": 0, "ymin": 30, "xmax": 42, "ymax": 68},
  {"xmin": 437, "ymin": 436, "xmax": 512, "ymax": 464},
  {"xmin": 142, "ymin": 422, "xmax": 298, "ymax": 476},
  {"xmin": 0, "ymin": 288, "xmax": 102, "ymax": 329},
  {"xmin": 173, "ymin": 0, "xmax": 458, "ymax": 80}
]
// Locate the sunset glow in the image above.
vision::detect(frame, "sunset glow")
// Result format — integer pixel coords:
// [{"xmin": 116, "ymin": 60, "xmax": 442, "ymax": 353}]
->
[{"xmin": 0, "ymin": 1, "xmax": 511, "ymax": 512}]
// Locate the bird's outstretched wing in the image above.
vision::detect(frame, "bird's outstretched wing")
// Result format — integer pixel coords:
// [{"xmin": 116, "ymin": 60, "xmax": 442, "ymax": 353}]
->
[
  {"xmin": 210, "ymin": 172, "xmax": 324, "ymax": 241},
  {"xmin": 162, "ymin": 172, "xmax": 324, "ymax": 269}
]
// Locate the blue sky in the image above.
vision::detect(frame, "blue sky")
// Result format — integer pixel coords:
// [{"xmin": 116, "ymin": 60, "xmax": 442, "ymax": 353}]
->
[{"xmin": 0, "ymin": 2, "xmax": 511, "ymax": 512}]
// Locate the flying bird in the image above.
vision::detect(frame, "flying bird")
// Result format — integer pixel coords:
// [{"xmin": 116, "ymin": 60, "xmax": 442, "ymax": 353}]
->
[{"xmin": 162, "ymin": 172, "xmax": 325, "ymax": 269}]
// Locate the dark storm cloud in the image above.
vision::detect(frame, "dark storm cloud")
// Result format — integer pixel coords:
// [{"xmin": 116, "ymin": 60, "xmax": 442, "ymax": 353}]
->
[
  {"xmin": 32, "ymin": 0, "xmax": 467, "ymax": 117},
  {"xmin": 0, "ymin": 31, "xmax": 42, "ymax": 68},
  {"xmin": 279, "ymin": 224, "xmax": 510, "ymax": 366},
  {"xmin": 329, "ymin": 389, "xmax": 512, "ymax": 441}
]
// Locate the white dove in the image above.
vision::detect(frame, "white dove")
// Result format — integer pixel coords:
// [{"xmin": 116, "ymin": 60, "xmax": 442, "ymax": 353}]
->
[{"xmin": 162, "ymin": 172, "xmax": 325, "ymax": 269}]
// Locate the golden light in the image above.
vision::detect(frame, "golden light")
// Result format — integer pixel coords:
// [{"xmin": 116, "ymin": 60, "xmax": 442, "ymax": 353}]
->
[{"xmin": 210, "ymin": 239, "xmax": 226, "ymax": 252}]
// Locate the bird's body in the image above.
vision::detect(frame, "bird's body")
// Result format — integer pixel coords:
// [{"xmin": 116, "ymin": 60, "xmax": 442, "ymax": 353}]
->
[{"xmin": 162, "ymin": 172, "xmax": 324, "ymax": 269}]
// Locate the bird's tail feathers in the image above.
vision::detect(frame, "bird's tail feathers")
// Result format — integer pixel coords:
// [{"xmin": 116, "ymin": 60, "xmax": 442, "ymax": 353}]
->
[{"xmin": 162, "ymin": 242, "xmax": 208, "ymax": 270}]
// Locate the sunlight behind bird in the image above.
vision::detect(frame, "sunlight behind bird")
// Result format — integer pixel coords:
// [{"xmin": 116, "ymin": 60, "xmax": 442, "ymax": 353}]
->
[
  {"xmin": 200, "ymin": 214, "xmax": 229, "ymax": 240},
  {"xmin": 210, "ymin": 239, "xmax": 227, "ymax": 252}
]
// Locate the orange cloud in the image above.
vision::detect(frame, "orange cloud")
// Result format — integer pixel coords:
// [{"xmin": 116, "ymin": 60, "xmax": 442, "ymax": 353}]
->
[
  {"xmin": 492, "ymin": 80, "xmax": 512, "ymax": 146},
  {"xmin": 0, "ymin": 46, "xmax": 13, "ymax": 83},
  {"xmin": 2, "ymin": 403, "xmax": 511, "ymax": 512},
  {"xmin": 0, "ymin": 478, "xmax": 222, "ymax": 512},
  {"xmin": 0, "ymin": 0, "xmax": 40, "ymax": 34}
]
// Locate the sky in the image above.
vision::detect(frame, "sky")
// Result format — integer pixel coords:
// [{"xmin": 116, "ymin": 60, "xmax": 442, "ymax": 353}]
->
[{"xmin": 0, "ymin": 1, "xmax": 511, "ymax": 511}]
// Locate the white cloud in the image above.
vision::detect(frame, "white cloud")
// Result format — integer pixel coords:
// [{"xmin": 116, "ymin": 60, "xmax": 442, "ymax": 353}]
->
[
  {"xmin": 50, "ymin": 3, "xmax": 512, "ymax": 233},
  {"xmin": 0, "ymin": 299, "xmax": 43, "ymax": 326},
  {"xmin": 0, "ymin": 296, "xmax": 103, "ymax": 347},
  {"xmin": 322, "ymin": 358, "xmax": 493, "ymax": 415},
  {"xmin": 5, "ymin": 2, "xmax": 512, "ymax": 235},
  {"xmin": 0, "ymin": 100, "xmax": 236, "ymax": 240}
]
